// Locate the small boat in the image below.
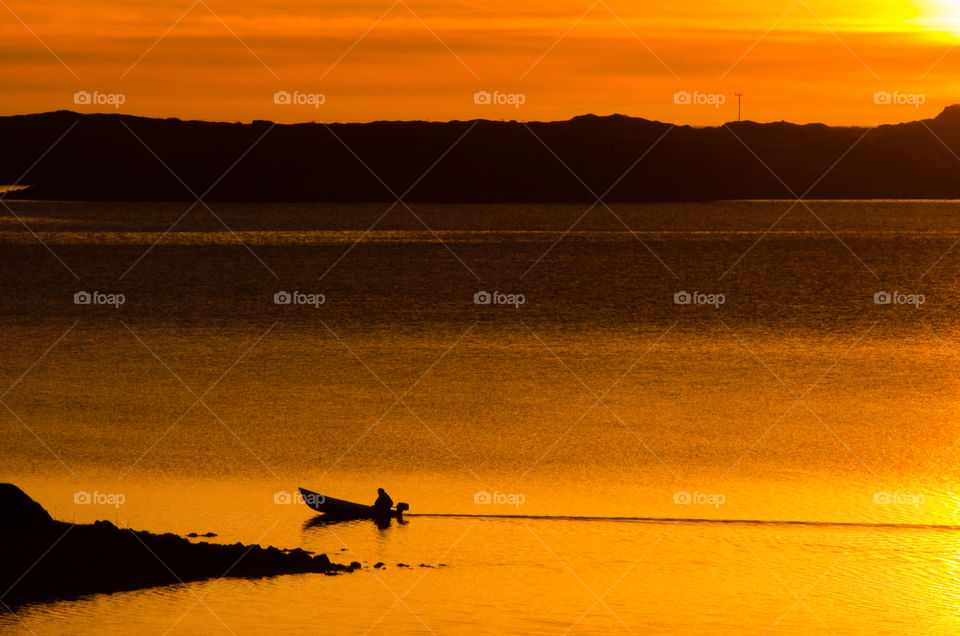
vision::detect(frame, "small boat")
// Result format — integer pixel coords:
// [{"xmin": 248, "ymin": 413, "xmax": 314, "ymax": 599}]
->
[{"xmin": 299, "ymin": 487, "xmax": 409, "ymax": 521}]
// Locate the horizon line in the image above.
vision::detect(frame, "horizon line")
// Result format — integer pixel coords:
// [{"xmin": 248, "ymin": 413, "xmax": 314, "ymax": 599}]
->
[{"xmin": 4, "ymin": 106, "xmax": 957, "ymax": 130}]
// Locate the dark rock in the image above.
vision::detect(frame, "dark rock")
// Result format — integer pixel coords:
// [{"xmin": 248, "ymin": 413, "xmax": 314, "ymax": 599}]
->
[
  {"xmin": 0, "ymin": 484, "xmax": 351, "ymax": 609},
  {"xmin": 373, "ymin": 562, "xmax": 384, "ymax": 568},
  {"xmin": 0, "ymin": 483, "xmax": 53, "ymax": 528}
]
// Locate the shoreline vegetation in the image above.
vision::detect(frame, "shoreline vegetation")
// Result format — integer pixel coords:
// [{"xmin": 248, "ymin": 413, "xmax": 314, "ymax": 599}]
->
[
  {"xmin": 3, "ymin": 106, "xmax": 960, "ymax": 202},
  {"xmin": 0, "ymin": 484, "xmax": 356, "ymax": 610}
]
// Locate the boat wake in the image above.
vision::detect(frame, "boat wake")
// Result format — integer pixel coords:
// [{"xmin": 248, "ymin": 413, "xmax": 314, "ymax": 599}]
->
[{"xmin": 408, "ymin": 513, "xmax": 960, "ymax": 531}]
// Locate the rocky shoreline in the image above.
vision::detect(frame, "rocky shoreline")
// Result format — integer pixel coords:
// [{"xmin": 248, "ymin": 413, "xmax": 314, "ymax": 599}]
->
[{"xmin": 0, "ymin": 484, "xmax": 356, "ymax": 609}]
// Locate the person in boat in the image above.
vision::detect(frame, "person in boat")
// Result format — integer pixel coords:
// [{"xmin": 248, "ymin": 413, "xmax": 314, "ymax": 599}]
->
[{"xmin": 373, "ymin": 488, "xmax": 393, "ymax": 512}]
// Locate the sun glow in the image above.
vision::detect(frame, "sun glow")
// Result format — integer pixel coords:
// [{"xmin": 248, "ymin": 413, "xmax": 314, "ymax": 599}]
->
[{"xmin": 916, "ymin": 0, "xmax": 960, "ymax": 36}]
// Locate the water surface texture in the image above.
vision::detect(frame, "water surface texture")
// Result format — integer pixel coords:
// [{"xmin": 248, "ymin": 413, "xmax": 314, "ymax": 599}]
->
[{"xmin": 2, "ymin": 200, "xmax": 960, "ymax": 634}]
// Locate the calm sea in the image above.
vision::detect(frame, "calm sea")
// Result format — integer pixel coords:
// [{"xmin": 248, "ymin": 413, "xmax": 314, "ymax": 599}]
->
[{"xmin": 2, "ymin": 200, "xmax": 960, "ymax": 634}]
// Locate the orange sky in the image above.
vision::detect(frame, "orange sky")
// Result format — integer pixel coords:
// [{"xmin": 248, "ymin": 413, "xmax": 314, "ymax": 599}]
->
[{"xmin": 2, "ymin": 0, "xmax": 959, "ymax": 125}]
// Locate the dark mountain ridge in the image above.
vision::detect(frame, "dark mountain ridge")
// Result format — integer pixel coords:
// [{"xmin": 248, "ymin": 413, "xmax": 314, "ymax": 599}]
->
[{"xmin": 2, "ymin": 107, "xmax": 960, "ymax": 202}]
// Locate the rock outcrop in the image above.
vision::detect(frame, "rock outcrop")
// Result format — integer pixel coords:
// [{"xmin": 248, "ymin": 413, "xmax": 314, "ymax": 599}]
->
[{"xmin": 0, "ymin": 484, "xmax": 354, "ymax": 609}]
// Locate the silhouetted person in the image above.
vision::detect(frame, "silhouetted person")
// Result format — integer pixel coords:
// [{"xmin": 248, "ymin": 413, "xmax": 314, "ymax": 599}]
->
[{"xmin": 373, "ymin": 488, "xmax": 393, "ymax": 512}]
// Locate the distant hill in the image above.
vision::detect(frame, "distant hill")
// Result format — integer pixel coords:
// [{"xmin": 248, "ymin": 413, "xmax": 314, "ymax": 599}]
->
[{"xmin": 2, "ymin": 108, "xmax": 960, "ymax": 202}]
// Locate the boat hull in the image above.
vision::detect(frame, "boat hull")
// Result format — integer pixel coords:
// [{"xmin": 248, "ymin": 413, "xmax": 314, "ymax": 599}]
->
[{"xmin": 299, "ymin": 488, "xmax": 404, "ymax": 520}]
